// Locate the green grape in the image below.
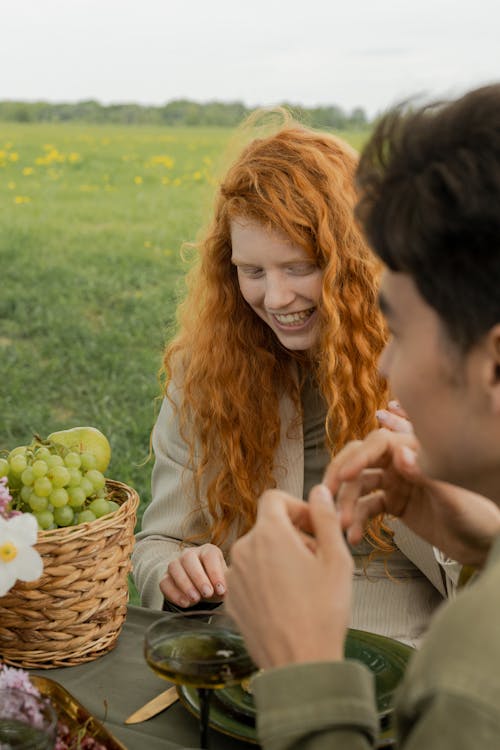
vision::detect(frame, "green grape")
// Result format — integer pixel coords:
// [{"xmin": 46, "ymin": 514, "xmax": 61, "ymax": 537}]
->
[
  {"xmin": 68, "ymin": 469, "xmax": 82, "ymax": 487},
  {"xmin": 20, "ymin": 485, "xmax": 33, "ymax": 503},
  {"xmin": 9, "ymin": 446, "xmax": 27, "ymax": 459},
  {"xmin": 68, "ymin": 486, "xmax": 86, "ymax": 508},
  {"xmin": 80, "ymin": 451, "xmax": 97, "ymax": 471},
  {"xmin": 54, "ymin": 505, "xmax": 74, "ymax": 526},
  {"xmin": 0, "ymin": 458, "xmax": 9, "ymax": 477},
  {"xmin": 34, "ymin": 476, "xmax": 52, "ymax": 497},
  {"xmin": 32, "ymin": 459, "xmax": 49, "ymax": 478},
  {"xmin": 64, "ymin": 452, "xmax": 81, "ymax": 469},
  {"xmin": 30, "ymin": 494, "xmax": 49, "ymax": 512},
  {"xmin": 77, "ymin": 509, "xmax": 96, "ymax": 524},
  {"xmin": 46, "ymin": 454, "xmax": 64, "ymax": 468},
  {"xmin": 88, "ymin": 498, "xmax": 111, "ymax": 518},
  {"xmin": 35, "ymin": 509, "xmax": 54, "ymax": 529},
  {"xmin": 80, "ymin": 477, "xmax": 94, "ymax": 498},
  {"xmin": 49, "ymin": 466, "xmax": 71, "ymax": 488},
  {"xmin": 85, "ymin": 469, "xmax": 105, "ymax": 491},
  {"xmin": 21, "ymin": 467, "xmax": 35, "ymax": 486},
  {"xmin": 49, "ymin": 488, "xmax": 69, "ymax": 508},
  {"xmin": 106, "ymin": 500, "xmax": 120, "ymax": 513},
  {"xmin": 9, "ymin": 453, "xmax": 28, "ymax": 475},
  {"xmin": 35, "ymin": 447, "xmax": 51, "ymax": 461}
]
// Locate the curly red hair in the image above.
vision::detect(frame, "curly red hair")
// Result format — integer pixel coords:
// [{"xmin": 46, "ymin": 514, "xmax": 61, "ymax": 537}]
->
[{"xmin": 162, "ymin": 118, "xmax": 390, "ymax": 548}]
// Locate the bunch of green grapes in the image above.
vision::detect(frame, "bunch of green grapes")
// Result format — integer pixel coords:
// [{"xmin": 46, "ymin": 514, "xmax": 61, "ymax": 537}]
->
[{"xmin": 0, "ymin": 439, "xmax": 120, "ymax": 530}]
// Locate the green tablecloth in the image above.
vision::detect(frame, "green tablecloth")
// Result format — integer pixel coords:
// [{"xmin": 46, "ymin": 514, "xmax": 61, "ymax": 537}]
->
[{"xmin": 31, "ymin": 605, "xmax": 258, "ymax": 750}]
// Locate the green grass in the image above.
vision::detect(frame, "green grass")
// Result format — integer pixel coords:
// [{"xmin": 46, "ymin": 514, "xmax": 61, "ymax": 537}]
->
[{"xmin": 0, "ymin": 121, "xmax": 370, "ymax": 603}]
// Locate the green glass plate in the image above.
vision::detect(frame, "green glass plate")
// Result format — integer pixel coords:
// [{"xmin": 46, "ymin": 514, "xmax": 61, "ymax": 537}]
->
[{"xmin": 177, "ymin": 628, "xmax": 414, "ymax": 747}]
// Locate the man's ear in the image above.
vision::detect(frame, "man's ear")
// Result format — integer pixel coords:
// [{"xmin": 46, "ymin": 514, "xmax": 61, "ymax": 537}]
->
[{"xmin": 486, "ymin": 324, "xmax": 500, "ymax": 414}]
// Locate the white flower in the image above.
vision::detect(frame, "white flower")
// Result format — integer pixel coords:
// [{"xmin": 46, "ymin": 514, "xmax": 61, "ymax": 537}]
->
[{"xmin": 0, "ymin": 514, "xmax": 43, "ymax": 596}]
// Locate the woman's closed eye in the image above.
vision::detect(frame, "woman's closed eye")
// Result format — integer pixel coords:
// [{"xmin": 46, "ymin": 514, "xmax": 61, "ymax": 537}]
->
[
  {"xmin": 238, "ymin": 266, "xmax": 264, "ymax": 278},
  {"xmin": 286, "ymin": 263, "xmax": 317, "ymax": 275}
]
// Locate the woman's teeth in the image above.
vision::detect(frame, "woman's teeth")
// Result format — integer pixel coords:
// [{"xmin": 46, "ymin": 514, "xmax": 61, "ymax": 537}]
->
[{"xmin": 274, "ymin": 308, "xmax": 315, "ymax": 326}]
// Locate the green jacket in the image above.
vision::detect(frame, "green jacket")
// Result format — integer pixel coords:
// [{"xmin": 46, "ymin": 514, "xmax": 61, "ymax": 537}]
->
[{"xmin": 254, "ymin": 535, "xmax": 500, "ymax": 749}]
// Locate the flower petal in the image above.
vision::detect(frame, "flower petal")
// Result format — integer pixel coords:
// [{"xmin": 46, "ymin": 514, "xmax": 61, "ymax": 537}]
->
[
  {"xmin": 7, "ymin": 513, "xmax": 39, "ymax": 544},
  {"xmin": 13, "ymin": 547, "xmax": 43, "ymax": 582},
  {"xmin": 0, "ymin": 564, "xmax": 17, "ymax": 596}
]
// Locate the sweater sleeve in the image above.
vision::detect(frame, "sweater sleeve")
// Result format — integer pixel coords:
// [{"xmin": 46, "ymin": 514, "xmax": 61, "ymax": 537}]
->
[
  {"xmin": 253, "ymin": 661, "xmax": 378, "ymax": 750},
  {"xmin": 131, "ymin": 394, "xmax": 212, "ymax": 609}
]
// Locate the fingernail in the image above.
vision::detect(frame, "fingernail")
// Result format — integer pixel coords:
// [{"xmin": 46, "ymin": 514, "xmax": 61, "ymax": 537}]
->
[
  {"xmin": 388, "ymin": 400, "xmax": 400, "ymax": 409},
  {"xmin": 188, "ymin": 590, "xmax": 200, "ymax": 603},
  {"xmin": 401, "ymin": 446, "xmax": 416, "ymax": 466},
  {"xmin": 201, "ymin": 585, "xmax": 212, "ymax": 598},
  {"xmin": 179, "ymin": 597, "xmax": 189, "ymax": 608},
  {"xmin": 316, "ymin": 484, "xmax": 333, "ymax": 504},
  {"xmin": 376, "ymin": 410, "xmax": 387, "ymax": 422},
  {"xmin": 215, "ymin": 583, "xmax": 225, "ymax": 595}
]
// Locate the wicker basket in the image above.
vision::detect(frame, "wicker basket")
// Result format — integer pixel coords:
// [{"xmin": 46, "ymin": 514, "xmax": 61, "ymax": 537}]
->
[{"xmin": 0, "ymin": 479, "xmax": 139, "ymax": 669}]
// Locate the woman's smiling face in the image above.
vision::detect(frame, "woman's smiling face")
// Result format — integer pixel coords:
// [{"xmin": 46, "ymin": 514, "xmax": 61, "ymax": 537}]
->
[{"xmin": 230, "ymin": 217, "xmax": 324, "ymax": 351}]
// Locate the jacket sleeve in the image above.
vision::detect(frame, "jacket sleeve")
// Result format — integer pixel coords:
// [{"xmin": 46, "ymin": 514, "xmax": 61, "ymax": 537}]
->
[
  {"xmin": 253, "ymin": 661, "xmax": 378, "ymax": 750},
  {"xmin": 131, "ymin": 393, "xmax": 213, "ymax": 609},
  {"xmin": 253, "ymin": 660, "xmax": 500, "ymax": 750}
]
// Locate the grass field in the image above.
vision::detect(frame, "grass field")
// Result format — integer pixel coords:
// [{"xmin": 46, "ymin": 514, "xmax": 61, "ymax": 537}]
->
[{"xmin": 0, "ymin": 121, "xmax": 370, "ymax": 601}]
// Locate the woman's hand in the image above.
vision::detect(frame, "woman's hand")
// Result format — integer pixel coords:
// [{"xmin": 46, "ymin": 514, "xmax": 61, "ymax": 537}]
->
[
  {"xmin": 160, "ymin": 543, "xmax": 228, "ymax": 608},
  {"xmin": 376, "ymin": 399, "xmax": 413, "ymax": 433}
]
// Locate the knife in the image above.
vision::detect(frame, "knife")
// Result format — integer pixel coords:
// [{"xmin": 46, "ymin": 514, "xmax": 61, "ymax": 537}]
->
[{"xmin": 124, "ymin": 686, "xmax": 179, "ymax": 724}]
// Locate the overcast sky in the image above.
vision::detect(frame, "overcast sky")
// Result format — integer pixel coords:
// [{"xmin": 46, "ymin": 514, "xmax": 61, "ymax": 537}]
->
[{"xmin": 2, "ymin": 0, "xmax": 499, "ymax": 118}]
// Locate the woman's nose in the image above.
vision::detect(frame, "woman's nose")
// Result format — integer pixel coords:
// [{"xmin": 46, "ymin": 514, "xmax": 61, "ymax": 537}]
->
[{"xmin": 264, "ymin": 274, "xmax": 294, "ymax": 309}]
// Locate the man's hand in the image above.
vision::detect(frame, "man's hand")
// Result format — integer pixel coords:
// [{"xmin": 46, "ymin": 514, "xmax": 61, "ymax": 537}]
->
[
  {"xmin": 226, "ymin": 485, "xmax": 353, "ymax": 669},
  {"xmin": 160, "ymin": 543, "xmax": 227, "ymax": 608},
  {"xmin": 324, "ymin": 428, "xmax": 500, "ymax": 568}
]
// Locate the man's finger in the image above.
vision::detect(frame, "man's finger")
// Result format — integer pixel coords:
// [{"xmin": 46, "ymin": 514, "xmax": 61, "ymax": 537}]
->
[
  {"xmin": 257, "ymin": 490, "xmax": 313, "ymax": 531},
  {"xmin": 345, "ymin": 490, "xmax": 387, "ymax": 545},
  {"xmin": 336, "ymin": 469, "xmax": 384, "ymax": 528},
  {"xmin": 308, "ymin": 484, "xmax": 346, "ymax": 564},
  {"xmin": 323, "ymin": 429, "xmax": 418, "ymax": 491}
]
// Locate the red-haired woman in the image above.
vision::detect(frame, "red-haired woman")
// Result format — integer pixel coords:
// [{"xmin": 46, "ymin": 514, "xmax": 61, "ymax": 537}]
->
[{"xmin": 132, "ymin": 119, "xmax": 456, "ymax": 646}]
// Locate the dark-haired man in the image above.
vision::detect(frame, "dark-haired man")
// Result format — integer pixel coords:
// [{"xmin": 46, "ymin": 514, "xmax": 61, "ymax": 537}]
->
[{"xmin": 225, "ymin": 84, "xmax": 500, "ymax": 749}]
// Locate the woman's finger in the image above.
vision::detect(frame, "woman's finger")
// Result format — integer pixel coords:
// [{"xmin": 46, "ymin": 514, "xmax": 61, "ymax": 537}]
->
[
  {"xmin": 376, "ymin": 409, "xmax": 413, "ymax": 434},
  {"xmin": 198, "ymin": 546, "xmax": 228, "ymax": 597},
  {"xmin": 160, "ymin": 571, "xmax": 193, "ymax": 608},
  {"xmin": 179, "ymin": 548, "xmax": 220, "ymax": 599}
]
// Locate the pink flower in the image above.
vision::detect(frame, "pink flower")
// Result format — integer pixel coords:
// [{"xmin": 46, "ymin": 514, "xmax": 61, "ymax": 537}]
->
[
  {"xmin": 0, "ymin": 476, "xmax": 12, "ymax": 519},
  {"xmin": 0, "ymin": 665, "xmax": 40, "ymax": 696}
]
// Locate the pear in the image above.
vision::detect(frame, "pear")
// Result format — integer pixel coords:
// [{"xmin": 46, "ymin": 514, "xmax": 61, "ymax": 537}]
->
[{"xmin": 48, "ymin": 426, "xmax": 111, "ymax": 474}]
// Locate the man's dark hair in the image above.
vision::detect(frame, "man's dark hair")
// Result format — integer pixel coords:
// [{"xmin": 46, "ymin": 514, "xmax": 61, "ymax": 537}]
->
[{"xmin": 356, "ymin": 83, "xmax": 500, "ymax": 351}]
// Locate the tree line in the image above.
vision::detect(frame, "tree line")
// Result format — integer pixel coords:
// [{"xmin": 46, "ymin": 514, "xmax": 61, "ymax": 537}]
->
[{"xmin": 0, "ymin": 99, "xmax": 370, "ymax": 129}]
